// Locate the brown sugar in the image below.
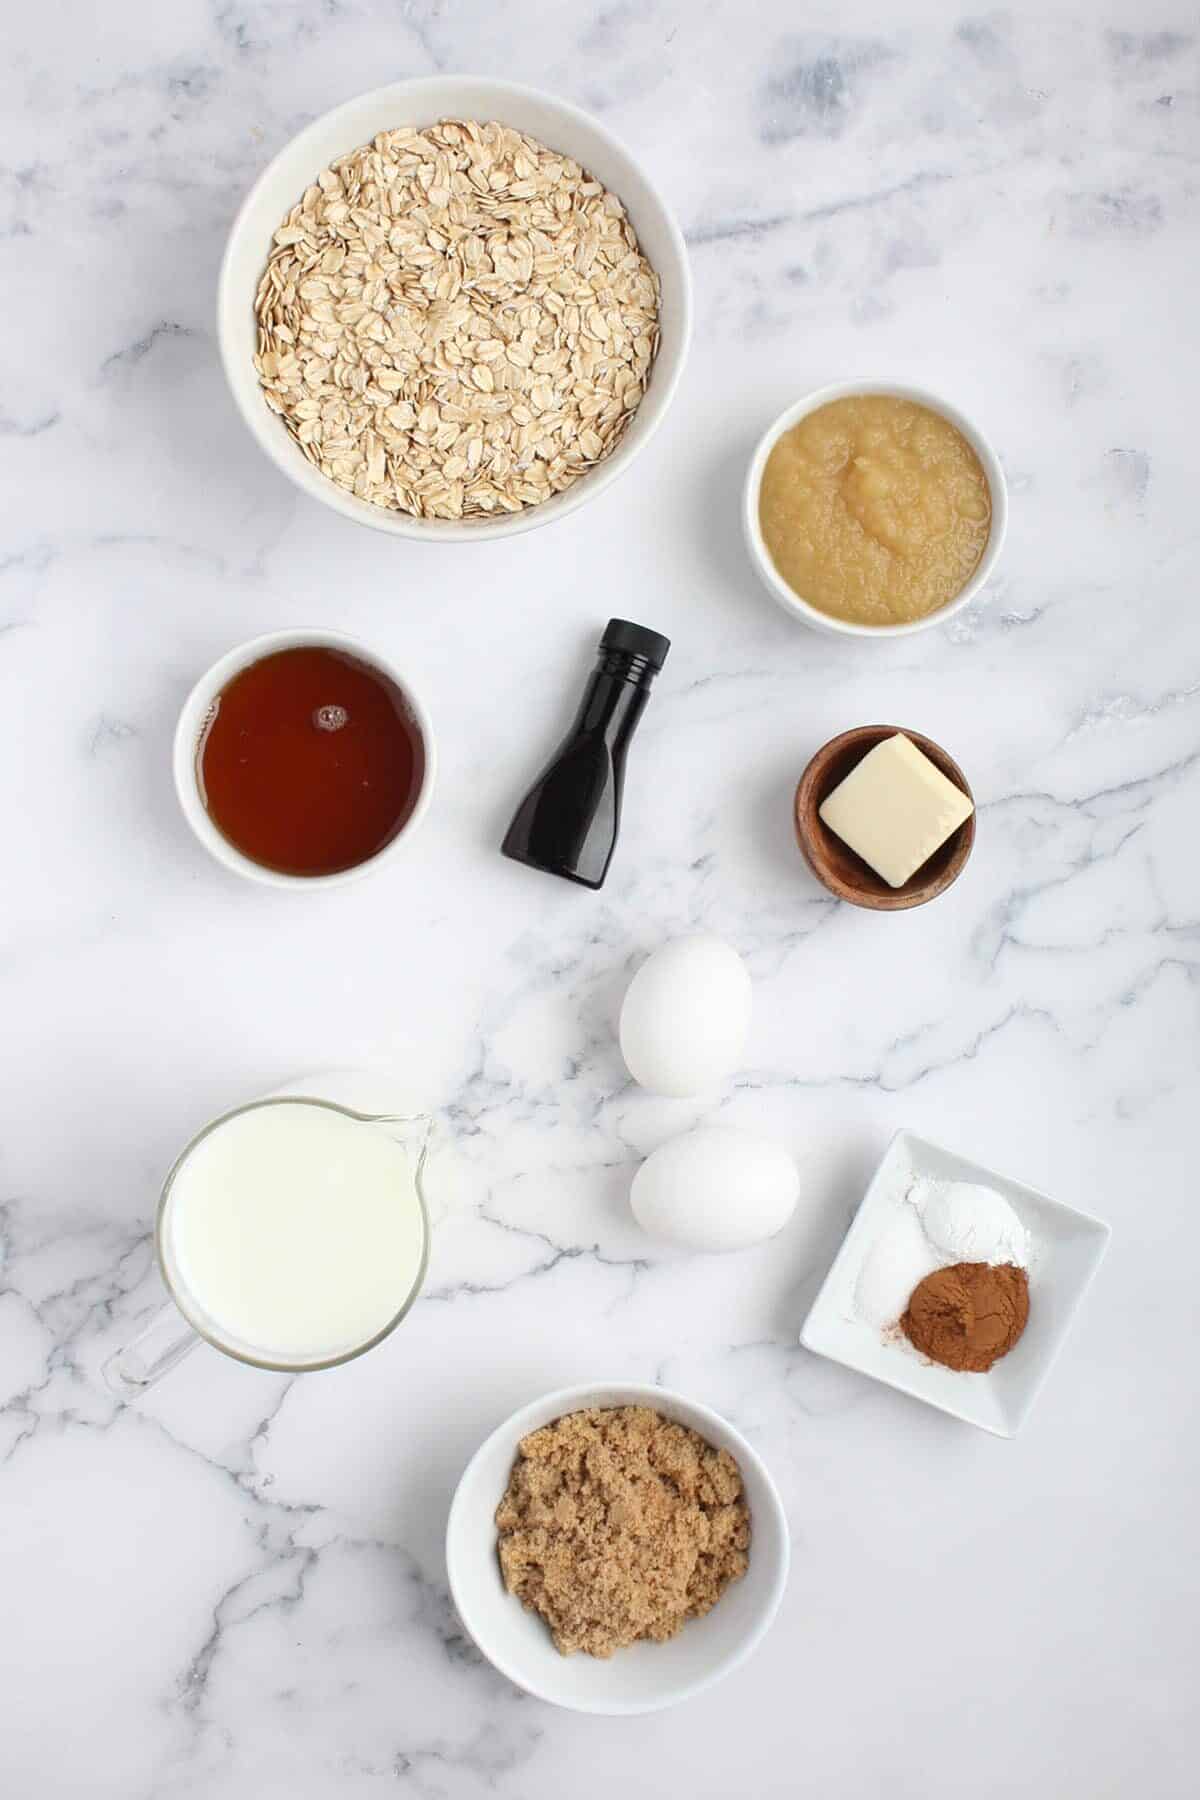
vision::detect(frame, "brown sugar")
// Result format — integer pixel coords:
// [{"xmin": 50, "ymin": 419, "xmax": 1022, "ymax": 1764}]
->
[
  {"xmin": 494, "ymin": 1405, "xmax": 751, "ymax": 1658},
  {"xmin": 902, "ymin": 1261, "xmax": 1030, "ymax": 1373}
]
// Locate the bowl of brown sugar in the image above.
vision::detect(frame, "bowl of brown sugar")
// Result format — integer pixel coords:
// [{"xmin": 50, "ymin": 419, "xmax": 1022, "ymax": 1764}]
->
[
  {"xmin": 743, "ymin": 381, "xmax": 1008, "ymax": 637},
  {"xmin": 445, "ymin": 1382, "xmax": 789, "ymax": 1714}
]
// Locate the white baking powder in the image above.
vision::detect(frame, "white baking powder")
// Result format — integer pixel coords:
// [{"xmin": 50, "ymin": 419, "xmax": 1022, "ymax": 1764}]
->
[{"xmin": 850, "ymin": 1174, "xmax": 1032, "ymax": 1334}]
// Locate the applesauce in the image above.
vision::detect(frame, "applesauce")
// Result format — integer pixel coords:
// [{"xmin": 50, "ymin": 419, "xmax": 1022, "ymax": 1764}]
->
[{"xmin": 758, "ymin": 395, "xmax": 991, "ymax": 626}]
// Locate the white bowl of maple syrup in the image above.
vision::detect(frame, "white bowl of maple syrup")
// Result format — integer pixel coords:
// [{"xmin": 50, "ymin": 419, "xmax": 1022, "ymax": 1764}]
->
[{"xmin": 174, "ymin": 629, "xmax": 436, "ymax": 889}]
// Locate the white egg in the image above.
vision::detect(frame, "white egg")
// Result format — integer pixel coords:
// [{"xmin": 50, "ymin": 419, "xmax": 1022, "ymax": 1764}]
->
[
  {"xmin": 619, "ymin": 934, "xmax": 751, "ymax": 1097},
  {"xmin": 630, "ymin": 1127, "xmax": 799, "ymax": 1253}
]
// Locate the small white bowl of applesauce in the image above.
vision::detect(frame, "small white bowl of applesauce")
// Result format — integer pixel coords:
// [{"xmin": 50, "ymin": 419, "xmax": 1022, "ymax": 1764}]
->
[{"xmin": 743, "ymin": 382, "xmax": 1007, "ymax": 638}]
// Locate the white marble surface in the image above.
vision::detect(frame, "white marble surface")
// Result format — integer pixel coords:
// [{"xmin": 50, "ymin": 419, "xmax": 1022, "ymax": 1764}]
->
[{"xmin": 2, "ymin": 1, "xmax": 1197, "ymax": 1793}]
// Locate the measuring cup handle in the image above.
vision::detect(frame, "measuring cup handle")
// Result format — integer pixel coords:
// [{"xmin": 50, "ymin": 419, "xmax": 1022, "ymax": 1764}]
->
[{"xmin": 102, "ymin": 1302, "xmax": 200, "ymax": 1398}]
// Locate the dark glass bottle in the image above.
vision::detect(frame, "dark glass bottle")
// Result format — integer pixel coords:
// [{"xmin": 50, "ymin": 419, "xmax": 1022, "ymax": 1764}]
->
[{"xmin": 501, "ymin": 619, "xmax": 670, "ymax": 889}]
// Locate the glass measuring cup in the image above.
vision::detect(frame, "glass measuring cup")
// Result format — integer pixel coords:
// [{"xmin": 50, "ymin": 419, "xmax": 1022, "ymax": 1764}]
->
[{"xmin": 104, "ymin": 1096, "xmax": 431, "ymax": 1396}]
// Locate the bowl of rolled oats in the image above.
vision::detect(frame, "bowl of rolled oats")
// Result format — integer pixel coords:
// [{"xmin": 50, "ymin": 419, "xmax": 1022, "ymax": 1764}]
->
[{"xmin": 218, "ymin": 78, "xmax": 691, "ymax": 538}]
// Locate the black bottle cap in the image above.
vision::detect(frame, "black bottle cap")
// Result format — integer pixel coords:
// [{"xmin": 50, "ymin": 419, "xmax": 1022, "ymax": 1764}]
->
[{"xmin": 600, "ymin": 618, "xmax": 671, "ymax": 670}]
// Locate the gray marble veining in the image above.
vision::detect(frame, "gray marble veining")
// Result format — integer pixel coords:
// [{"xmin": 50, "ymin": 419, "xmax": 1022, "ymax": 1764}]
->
[{"xmin": 1, "ymin": 2, "xmax": 1197, "ymax": 1795}]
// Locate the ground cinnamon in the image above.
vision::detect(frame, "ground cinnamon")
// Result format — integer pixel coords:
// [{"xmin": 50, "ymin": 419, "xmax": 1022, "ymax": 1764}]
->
[{"xmin": 901, "ymin": 1261, "xmax": 1030, "ymax": 1373}]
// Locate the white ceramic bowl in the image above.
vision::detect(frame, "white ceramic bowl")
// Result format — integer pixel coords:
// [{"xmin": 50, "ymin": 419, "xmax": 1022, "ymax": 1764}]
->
[
  {"xmin": 446, "ymin": 1381, "xmax": 789, "ymax": 1714},
  {"xmin": 218, "ymin": 77, "xmax": 692, "ymax": 541},
  {"xmin": 800, "ymin": 1130, "xmax": 1111, "ymax": 1437},
  {"xmin": 173, "ymin": 628, "xmax": 436, "ymax": 889},
  {"xmin": 743, "ymin": 381, "xmax": 1008, "ymax": 638}
]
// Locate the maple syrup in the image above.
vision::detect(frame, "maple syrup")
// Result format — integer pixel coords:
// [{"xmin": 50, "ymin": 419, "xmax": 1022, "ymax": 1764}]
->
[{"xmin": 198, "ymin": 646, "xmax": 424, "ymax": 877}]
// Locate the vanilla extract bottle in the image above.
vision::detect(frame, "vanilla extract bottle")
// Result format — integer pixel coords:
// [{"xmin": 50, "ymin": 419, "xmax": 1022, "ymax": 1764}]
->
[{"xmin": 501, "ymin": 619, "xmax": 670, "ymax": 890}]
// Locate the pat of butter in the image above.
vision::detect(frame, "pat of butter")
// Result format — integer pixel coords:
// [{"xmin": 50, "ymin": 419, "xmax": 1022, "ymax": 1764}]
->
[{"xmin": 818, "ymin": 734, "xmax": 973, "ymax": 888}]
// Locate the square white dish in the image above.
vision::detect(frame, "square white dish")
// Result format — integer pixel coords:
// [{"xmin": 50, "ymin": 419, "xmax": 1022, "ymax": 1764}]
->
[{"xmin": 799, "ymin": 1131, "xmax": 1111, "ymax": 1437}]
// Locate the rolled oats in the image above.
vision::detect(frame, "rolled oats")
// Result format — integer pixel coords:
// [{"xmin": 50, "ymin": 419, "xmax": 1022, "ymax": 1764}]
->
[{"xmin": 253, "ymin": 120, "xmax": 662, "ymax": 521}]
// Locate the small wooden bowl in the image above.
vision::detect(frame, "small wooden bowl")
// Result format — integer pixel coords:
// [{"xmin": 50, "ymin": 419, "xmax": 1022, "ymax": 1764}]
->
[{"xmin": 794, "ymin": 726, "xmax": 975, "ymax": 911}]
